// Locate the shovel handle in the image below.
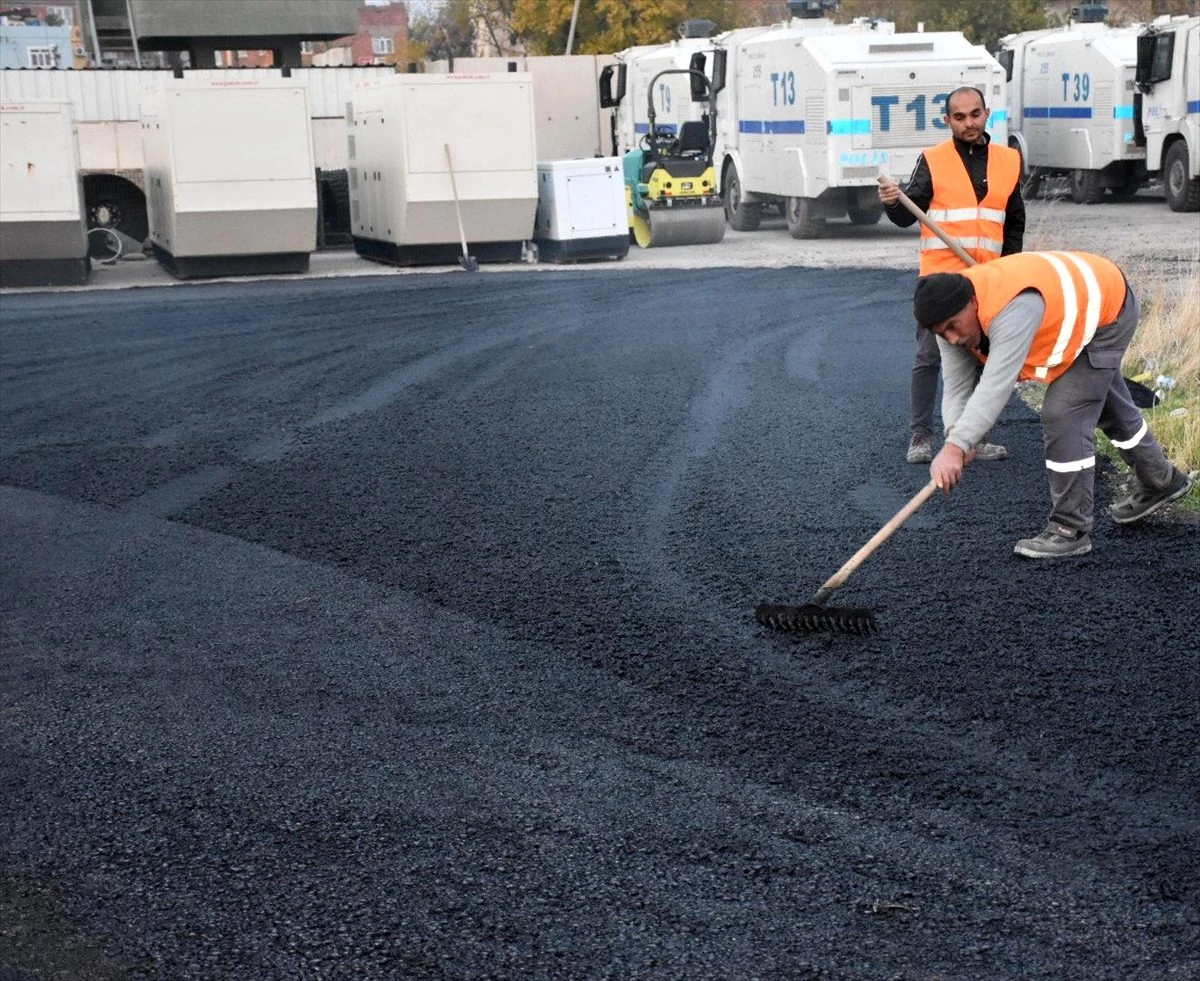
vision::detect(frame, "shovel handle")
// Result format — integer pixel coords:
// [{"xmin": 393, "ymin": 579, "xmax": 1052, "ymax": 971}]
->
[
  {"xmin": 445, "ymin": 143, "xmax": 471, "ymax": 257},
  {"xmin": 877, "ymin": 174, "xmax": 978, "ymax": 268},
  {"xmin": 821, "ymin": 481, "xmax": 939, "ymax": 592}
]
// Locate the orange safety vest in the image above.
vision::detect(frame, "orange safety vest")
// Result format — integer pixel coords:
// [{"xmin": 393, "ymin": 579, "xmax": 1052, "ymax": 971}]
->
[
  {"xmin": 919, "ymin": 139, "xmax": 1021, "ymax": 275},
  {"xmin": 963, "ymin": 251, "xmax": 1128, "ymax": 384}
]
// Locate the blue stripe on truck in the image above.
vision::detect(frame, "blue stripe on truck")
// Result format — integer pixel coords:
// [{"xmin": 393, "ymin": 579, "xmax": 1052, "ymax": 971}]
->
[
  {"xmin": 738, "ymin": 119, "xmax": 806, "ymax": 134},
  {"xmin": 1024, "ymin": 106, "xmax": 1092, "ymax": 119},
  {"xmin": 827, "ymin": 119, "xmax": 870, "ymax": 135}
]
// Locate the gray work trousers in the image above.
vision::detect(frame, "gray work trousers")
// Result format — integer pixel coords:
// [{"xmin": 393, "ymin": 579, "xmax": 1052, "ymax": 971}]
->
[
  {"xmin": 1040, "ymin": 284, "xmax": 1174, "ymax": 533},
  {"xmin": 911, "ymin": 325, "xmax": 984, "ymax": 436}
]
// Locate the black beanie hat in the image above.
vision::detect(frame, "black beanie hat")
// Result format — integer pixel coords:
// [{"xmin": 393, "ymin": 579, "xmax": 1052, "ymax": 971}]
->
[{"xmin": 913, "ymin": 273, "xmax": 975, "ymax": 329}]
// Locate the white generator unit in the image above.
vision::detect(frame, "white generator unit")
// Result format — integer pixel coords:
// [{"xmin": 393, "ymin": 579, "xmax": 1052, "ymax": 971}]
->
[
  {"xmin": 1135, "ymin": 15, "xmax": 1200, "ymax": 212},
  {"xmin": 439, "ymin": 55, "xmax": 605, "ymax": 160},
  {"xmin": 348, "ymin": 73, "xmax": 538, "ymax": 266},
  {"xmin": 713, "ymin": 21, "xmax": 1007, "ymax": 237},
  {"xmin": 0, "ymin": 100, "xmax": 89, "ymax": 287},
  {"xmin": 999, "ymin": 21, "xmax": 1145, "ymax": 203},
  {"xmin": 533, "ymin": 157, "xmax": 629, "ymax": 263},
  {"xmin": 140, "ymin": 78, "xmax": 317, "ymax": 278}
]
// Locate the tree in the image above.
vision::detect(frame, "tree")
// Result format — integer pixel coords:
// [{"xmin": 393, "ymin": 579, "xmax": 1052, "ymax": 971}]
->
[
  {"xmin": 511, "ymin": 0, "xmax": 747, "ymax": 56},
  {"xmin": 839, "ymin": 0, "xmax": 1046, "ymax": 51},
  {"xmin": 471, "ymin": 0, "xmax": 520, "ymax": 56},
  {"xmin": 408, "ymin": 0, "xmax": 475, "ymax": 61}
]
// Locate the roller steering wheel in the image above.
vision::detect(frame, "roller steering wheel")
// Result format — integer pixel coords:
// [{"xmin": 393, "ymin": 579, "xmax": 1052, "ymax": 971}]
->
[{"xmin": 641, "ymin": 130, "xmax": 678, "ymax": 156}]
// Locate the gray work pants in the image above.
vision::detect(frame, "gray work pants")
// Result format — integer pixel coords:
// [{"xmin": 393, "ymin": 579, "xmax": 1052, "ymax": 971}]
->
[{"xmin": 1040, "ymin": 284, "xmax": 1174, "ymax": 533}]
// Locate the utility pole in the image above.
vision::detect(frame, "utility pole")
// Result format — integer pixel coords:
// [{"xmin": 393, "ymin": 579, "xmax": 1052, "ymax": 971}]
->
[
  {"xmin": 83, "ymin": 0, "xmax": 103, "ymax": 65},
  {"xmin": 565, "ymin": 0, "xmax": 580, "ymax": 55},
  {"xmin": 125, "ymin": 0, "xmax": 142, "ymax": 67}
]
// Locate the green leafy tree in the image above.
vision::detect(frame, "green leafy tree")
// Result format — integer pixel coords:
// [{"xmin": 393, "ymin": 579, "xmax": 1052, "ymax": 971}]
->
[{"xmin": 511, "ymin": 0, "xmax": 744, "ymax": 56}]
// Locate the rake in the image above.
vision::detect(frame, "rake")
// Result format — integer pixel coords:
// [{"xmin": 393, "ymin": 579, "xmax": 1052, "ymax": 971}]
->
[{"xmin": 756, "ymin": 481, "xmax": 938, "ymax": 635}]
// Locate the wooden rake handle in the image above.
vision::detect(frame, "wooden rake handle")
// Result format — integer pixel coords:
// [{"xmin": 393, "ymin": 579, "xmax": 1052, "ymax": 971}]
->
[
  {"xmin": 877, "ymin": 174, "xmax": 978, "ymax": 268},
  {"xmin": 821, "ymin": 481, "xmax": 939, "ymax": 592}
]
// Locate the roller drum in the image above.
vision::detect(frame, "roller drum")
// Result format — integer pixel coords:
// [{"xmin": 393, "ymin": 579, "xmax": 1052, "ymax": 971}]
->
[{"xmin": 633, "ymin": 205, "xmax": 726, "ymax": 248}]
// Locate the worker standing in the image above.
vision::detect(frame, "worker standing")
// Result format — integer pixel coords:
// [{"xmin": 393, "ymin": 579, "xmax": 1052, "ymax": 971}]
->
[
  {"xmin": 878, "ymin": 86, "xmax": 1025, "ymax": 465},
  {"xmin": 912, "ymin": 251, "xmax": 1192, "ymax": 558}
]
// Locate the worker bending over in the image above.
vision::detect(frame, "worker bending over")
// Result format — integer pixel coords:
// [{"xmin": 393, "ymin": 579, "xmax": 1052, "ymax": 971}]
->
[{"xmin": 913, "ymin": 250, "xmax": 1192, "ymax": 558}]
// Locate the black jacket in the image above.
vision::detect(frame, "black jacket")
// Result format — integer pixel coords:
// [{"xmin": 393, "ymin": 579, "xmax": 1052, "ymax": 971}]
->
[{"xmin": 885, "ymin": 134, "xmax": 1025, "ymax": 256}]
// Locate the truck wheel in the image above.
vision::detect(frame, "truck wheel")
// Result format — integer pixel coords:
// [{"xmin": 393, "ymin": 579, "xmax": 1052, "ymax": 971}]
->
[
  {"xmin": 785, "ymin": 196, "xmax": 824, "ymax": 239},
  {"xmin": 846, "ymin": 195, "xmax": 882, "ymax": 225},
  {"xmin": 723, "ymin": 167, "xmax": 761, "ymax": 231},
  {"xmin": 1108, "ymin": 168, "xmax": 1141, "ymax": 201},
  {"xmin": 1021, "ymin": 167, "xmax": 1045, "ymax": 200},
  {"xmin": 1009, "ymin": 137, "xmax": 1039, "ymax": 199},
  {"xmin": 1069, "ymin": 169, "xmax": 1105, "ymax": 205},
  {"xmin": 1164, "ymin": 141, "xmax": 1200, "ymax": 213}
]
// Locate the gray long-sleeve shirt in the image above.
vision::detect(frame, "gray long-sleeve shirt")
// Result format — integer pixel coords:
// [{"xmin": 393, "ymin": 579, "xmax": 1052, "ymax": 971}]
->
[{"xmin": 937, "ymin": 291, "xmax": 1045, "ymax": 451}]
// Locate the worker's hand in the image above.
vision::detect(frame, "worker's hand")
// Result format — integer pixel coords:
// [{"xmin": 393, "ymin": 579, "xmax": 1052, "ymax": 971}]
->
[
  {"xmin": 930, "ymin": 443, "xmax": 967, "ymax": 495},
  {"xmin": 877, "ymin": 176, "xmax": 900, "ymax": 206}
]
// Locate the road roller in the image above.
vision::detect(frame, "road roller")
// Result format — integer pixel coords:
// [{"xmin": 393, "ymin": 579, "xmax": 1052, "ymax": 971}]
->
[{"xmin": 621, "ymin": 68, "xmax": 726, "ymax": 248}]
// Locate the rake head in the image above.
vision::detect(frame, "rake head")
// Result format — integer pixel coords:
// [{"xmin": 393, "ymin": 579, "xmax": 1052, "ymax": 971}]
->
[{"xmin": 755, "ymin": 602, "xmax": 878, "ymax": 636}]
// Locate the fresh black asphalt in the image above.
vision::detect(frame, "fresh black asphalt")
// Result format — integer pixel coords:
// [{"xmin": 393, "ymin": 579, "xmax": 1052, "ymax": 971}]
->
[{"xmin": 2, "ymin": 268, "xmax": 1197, "ymax": 979}]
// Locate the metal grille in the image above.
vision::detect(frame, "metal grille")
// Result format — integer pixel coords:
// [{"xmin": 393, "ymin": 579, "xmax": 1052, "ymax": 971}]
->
[
  {"xmin": 869, "ymin": 43, "xmax": 933, "ymax": 54},
  {"xmin": 871, "ymin": 86, "xmax": 950, "ymax": 150},
  {"xmin": 1093, "ymin": 83, "xmax": 1114, "ymax": 118},
  {"xmin": 806, "ymin": 93, "xmax": 825, "ymax": 142}
]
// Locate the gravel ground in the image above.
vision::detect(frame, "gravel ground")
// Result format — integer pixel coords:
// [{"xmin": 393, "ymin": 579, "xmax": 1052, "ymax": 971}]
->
[{"xmin": 1, "ymin": 191, "xmax": 1198, "ymax": 980}]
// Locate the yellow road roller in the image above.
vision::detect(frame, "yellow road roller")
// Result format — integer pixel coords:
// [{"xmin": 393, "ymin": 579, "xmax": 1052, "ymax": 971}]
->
[{"xmin": 620, "ymin": 68, "xmax": 726, "ymax": 249}]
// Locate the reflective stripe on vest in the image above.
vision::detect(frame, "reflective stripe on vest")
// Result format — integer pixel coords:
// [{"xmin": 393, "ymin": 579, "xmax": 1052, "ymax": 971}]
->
[
  {"xmin": 927, "ymin": 206, "xmax": 1008, "ymax": 224},
  {"xmin": 963, "ymin": 251, "xmax": 1128, "ymax": 386},
  {"xmin": 921, "ymin": 237, "xmax": 1003, "ymax": 254},
  {"xmin": 1035, "ymin": 251, "xmax": 1103, "ymax": 379},
  {"xmin": 918, "ymin": 139, "xmax": 1020, "ymax": 275}
]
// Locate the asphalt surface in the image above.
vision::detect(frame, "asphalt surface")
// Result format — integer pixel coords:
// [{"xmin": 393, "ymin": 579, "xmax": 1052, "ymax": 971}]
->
[{"xmin": 2, "ymin": 268, "xmax": 1198, "ymax": 980}]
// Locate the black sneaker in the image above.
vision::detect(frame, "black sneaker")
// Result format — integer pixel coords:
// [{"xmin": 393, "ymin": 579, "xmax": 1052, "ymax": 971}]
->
[
  {"xmin": 1109, "ymin": 468, "xmax": 1193, "ymax": 524},
  {"xmin": 1013, "ymin": 522, "xmax": 1092, "ymax": 559}
]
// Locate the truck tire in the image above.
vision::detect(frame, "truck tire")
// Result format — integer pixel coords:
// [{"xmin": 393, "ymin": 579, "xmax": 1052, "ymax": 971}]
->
[
  {"xmin": 1107, "ymin": 168, "xmax": 1141, "ymax": 201},
  {"xmin": 1164, "ymin": 141, "xmax": 1200, "ymax": 213},
  {"xmin": 1069, "ymin": 168, "xmax": 1106, "ymax": 205},
  {"xmin": 846, "ymin": 195, "xmax": 883, "ymax": 225},
  {"xmin": 723, "ymin": 166, "xmax": 761, "ymax": 231},
  {"xmin": 1009, "ymin": 137, "xmax": 1040, "ymax": 199},
  {"xmin": 785, "ymin": 196, "xmax": 824, "ymax": 239}
]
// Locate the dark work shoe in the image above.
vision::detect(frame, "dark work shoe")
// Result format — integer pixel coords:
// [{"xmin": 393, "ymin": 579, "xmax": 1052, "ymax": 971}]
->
[
  {"xmin": 1013, "ymin": 522, "xmax": 1093, "ymax": 559},
  {"xmin": 1109, "ymin": 467, "xmax": 1193, "ymax": 524},
  {"xmin": 906, "ymin": 432, "xmax": 933, "ymax": 464}
]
